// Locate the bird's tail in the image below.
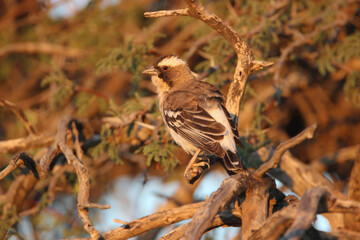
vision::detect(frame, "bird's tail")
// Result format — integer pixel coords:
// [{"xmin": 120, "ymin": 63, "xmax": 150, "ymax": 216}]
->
[{"xmin": 223, "ymin": 149, "xmax": 243, "ymax": 171}]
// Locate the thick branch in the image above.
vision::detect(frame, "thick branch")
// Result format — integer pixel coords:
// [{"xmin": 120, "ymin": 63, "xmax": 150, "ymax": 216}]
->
[
  {"xmin": 283, "ymin": 187, "xmax": 327, "ymax": 240},
  {"xmin": 100, "ymin": 202, "xmax": 205, "ymax": 240},
  {"xmin": 249, "ymin": 202, "xmax": 299, "ymax": 240},
  {"xmin": 241, "ymin": 177, "xmax": 273, "ymax": 240},
  {"xmin": 311, "ymin": 144, "xmax": 360, "ymax": 172},
  {"xmin": 181, "ymin": 171, "xmax": 249, "ymax": 240},
  {"xmin": 160, "ymin": 210, "xmax": 242, "ymax": 240},
  {"xmin": 344, "ymin": 151, "xmax": 360, "ymax": 231},
  {"xmin": 0, "ymin": 135, "xmax": 54, "ymax": 154},
  {"xmin": 249, "ymin": 187, "xmax": 360, "ymax": 240}
]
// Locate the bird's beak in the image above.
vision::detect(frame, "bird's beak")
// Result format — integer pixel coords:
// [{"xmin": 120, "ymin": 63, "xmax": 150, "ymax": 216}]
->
[{"xmin": 142, "ymin": 66, "xmax": 158, "ymax": 76}]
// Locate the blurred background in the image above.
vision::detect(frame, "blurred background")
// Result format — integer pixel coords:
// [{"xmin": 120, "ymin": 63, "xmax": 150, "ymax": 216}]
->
[{"xmin": 0, "ymin": 0, "xmax": 359, "ymax": 239}]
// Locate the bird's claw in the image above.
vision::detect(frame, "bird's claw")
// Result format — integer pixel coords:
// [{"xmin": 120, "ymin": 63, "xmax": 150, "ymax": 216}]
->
[{"xmin": 193, "ymin": 156, "xmax": 210, "ymax": 169}]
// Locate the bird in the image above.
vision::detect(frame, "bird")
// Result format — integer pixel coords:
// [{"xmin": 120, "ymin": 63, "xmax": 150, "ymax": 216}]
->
[{"xmin": 142, "ymin": 55, "xmax": 243, "ymax": 171}]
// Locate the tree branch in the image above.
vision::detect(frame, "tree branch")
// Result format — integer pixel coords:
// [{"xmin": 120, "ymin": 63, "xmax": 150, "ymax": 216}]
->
[
  {"xmin": 181, "ymin": 171, "xmax": 249, "ymax": 240},
  {"xmin": 159, "ymin": 210, "xmax": 242, "ymax": 240},
  {"xmin": 241, "ymin": 177, "xmax": 273, "ymax": 239},
  {"xmin": 254, "ymin": 123, "xmax": 317, "ymax": 179},
  {"xmin": 273, "ymin": 19, "xmax": 348, "ymax": 85},
  {"xmin": 144, "ymin": 0, "xmax": 273, "ymax": 123},
  {"xmin": 100, "ymin": 202, "xmax": 205, "ymax": 240},
  {"xmin": 283, "ymin": 187, "xmax": 327, "ymax": 240},
  {"xmin": 0, "ymin": 135, "xmax": 55, "ymax": 154},
  {"xmin": 57, "ymin": 117, "xmax": 110, "ymax": 239},
  {"xmin": 249, "ymin": 202, "xmax": 299, "ymax": 240},
  {"xmin": 0, "ymin": 42, "xmax": 86, "ymax": 58},
  {"xmin": 144, "ymin": 8, "xmax": 189, "ymax": 18},
  {"xmin": 0, "ymin": 99, "xmax": 37, "ymax": 135},
  {"xmin": 0, "ymin": 152, "xmax": 39, "ymax": 180}
]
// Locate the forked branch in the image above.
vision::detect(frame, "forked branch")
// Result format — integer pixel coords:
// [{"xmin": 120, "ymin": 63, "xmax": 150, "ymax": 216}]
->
[{"xmin": 144, "ymin": 0, "xmax": 273, "ymax": 121}]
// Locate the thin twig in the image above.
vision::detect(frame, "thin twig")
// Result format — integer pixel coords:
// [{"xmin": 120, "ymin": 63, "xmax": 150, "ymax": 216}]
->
[
  {"xmin": 0, "ymin": 42, "xmax": 86, "ymax": 58},
  {"xmin": 273, "ymin": 19, "xmax": 347, "ymax": 85},
  {"xmin": 72, "ymin": 121, "xmax": 84, "ymax": 160},
  {"xmin": 0, "ymin": 99, "xmax": 37, "ymax": 135},
  {"xmin": 253, "ymin": 123, "xmax": 317, "ymax": 179},
  {"xmin": 144, "ymin": 8, "xmax": 189, "ymax": 18}
]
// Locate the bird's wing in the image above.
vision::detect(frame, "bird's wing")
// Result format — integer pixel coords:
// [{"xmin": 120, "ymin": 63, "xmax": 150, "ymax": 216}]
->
[
  {"xmin": 219, "ymin": 103, "xmax": 244, "ymax": 148},
  {"xmin": 163, "ymin": 104, "xmax": 226, "ymax": 157}
]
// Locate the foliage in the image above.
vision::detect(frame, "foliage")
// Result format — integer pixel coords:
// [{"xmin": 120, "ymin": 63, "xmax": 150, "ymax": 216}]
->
[
  {"xmin": 0, "ymin": 0, "xmax": 360, "ymax": 239},
  {"xmin": 344, "ymin": 71, "xmax": 360, "ymax": 106},
  {"xmin": 135, "ymin": 126, "xmax": 178, "ymax": 172},
  {"xmin": 88, "ymin": 124, "xmax": 124, "ymax": 164},
  {"xmin": 41, "ymin": 66, "xmax": 75, "ymax": 108}
]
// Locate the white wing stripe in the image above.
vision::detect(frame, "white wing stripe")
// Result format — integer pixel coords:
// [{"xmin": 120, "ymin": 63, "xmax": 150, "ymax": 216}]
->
[
  {"xmin": 207, "ymin": 106, "xmax": 236, "ymax": 152},
  {"xmin": 164, "ymin": 110, "xmax": 181, "ymax": 118}
]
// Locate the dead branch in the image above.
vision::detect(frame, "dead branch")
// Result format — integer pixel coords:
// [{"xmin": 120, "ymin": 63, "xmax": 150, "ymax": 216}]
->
[
  {"xmin": 99, "ymin": 202, "xmax": 205, "ymax": 240},
  {"xmin": 159, "ymin": 210, "xmax": 242, "ymax": 240},
  {"xmin": 0, "ymin": 152, "xmax": 39, "ymax": 180},
  {"xmin": 311, "ymin": 144, "xmax": 360, "ymax": 172},
  {"xmin": 327, "ymin": 197, "xmax": 360, "ymax": 214},
  {"xmin": 0, "ymin": 99, "xmax": 37, "ymax": 135},
  {"xmin": 93, "ymin": 121, "xmax": 325, "ymax": 239},
  {"xmin": 181, "ymin": 171, "xmax": 249, "ymax": 240},
  {"xmin": 0, "ymin": 135, "xmax": 55, "ymax": 154},
  {"xmin": 279, "ymin": 152, "xmax": 344, "ymax": 199},
  {"xmin": 241, "ymin": 177, "xmax": 273, "ymax": 240},
  {"xmin": 344, "ymin": 150, "xmax": 360, "ymax": 231},
  {"xmin": 0, "ymin": 117, "xmax": 109, "ymax": 239},
  {"xmin": 0, "ymin": 42, "xmax": 86, "ymax": 58},
  {"xmin": 332, "ymin": 228, "xmax": 360, "ymax": 240},
  {"xmin": 249, "ymin": 202, "xmax": 299, "ymax": 240},
  {"xmin": 144, "ymin": 0, "xmax": 273, "ymax": 122},
  {"xmin": 283, "ymin": 187, "xmax": 327, "ymax": 240},
  {"xmin": 81, "ymin": 173, "xmax": 248, "ymax": 240},
  {"xmin": 249, "ymin": 186, "xmax": 360, "ymax": 240},
  {"xmin": 0, "ymin": 173, "xmax": 38, "ymax": 239},
  {"xmin": 144, "ymin": 9, "xmax": 189, "ymax": 18},
  {"xmin": 57, "ymin": 117, "xmax": 110, "ymax": 239},
  {"xmin": 254, "ymin": 123, "xmax": 317, "ymax": 179},
  {"xmin": 253, "ymin": 147, "xmax": 344, "ymax": 199}
]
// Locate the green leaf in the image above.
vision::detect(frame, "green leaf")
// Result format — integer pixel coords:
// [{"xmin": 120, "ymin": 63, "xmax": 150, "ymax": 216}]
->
[{"xmin": 344, "ymin": 71, "xmax": 360, "ymax": 106}]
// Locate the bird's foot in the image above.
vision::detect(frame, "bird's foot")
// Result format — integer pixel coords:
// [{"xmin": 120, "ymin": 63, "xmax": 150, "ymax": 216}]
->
[
  {"xmin": 184, "ymin": 151, "xmax": 214, "ymax": 184},
  {"xmin": 193, "ymin": 155, "xmax": 211, "ymax": 169}
]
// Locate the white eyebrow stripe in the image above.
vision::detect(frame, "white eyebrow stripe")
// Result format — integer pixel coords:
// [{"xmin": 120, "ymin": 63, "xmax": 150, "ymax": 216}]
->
[{"xmin": 158, "ymin": 56, "xmax": 187, "ymax": 67}]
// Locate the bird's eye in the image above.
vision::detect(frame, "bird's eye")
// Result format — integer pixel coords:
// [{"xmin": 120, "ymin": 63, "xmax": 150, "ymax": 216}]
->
[{"xmin": 162, "ymin": 66, "xmax": 168, "ymax": 70}]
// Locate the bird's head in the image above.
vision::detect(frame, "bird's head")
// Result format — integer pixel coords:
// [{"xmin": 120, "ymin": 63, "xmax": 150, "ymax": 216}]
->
[{"xmin": 142, "ymin": 55, "xmax": 194, "ymax": 95}]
